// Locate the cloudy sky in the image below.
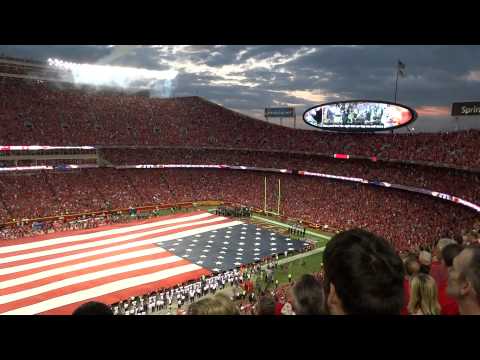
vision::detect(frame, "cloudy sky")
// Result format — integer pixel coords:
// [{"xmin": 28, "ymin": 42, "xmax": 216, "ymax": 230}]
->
[{"xmin": 1, "ymin": 45, "xmax": 480, "ymax": 132}]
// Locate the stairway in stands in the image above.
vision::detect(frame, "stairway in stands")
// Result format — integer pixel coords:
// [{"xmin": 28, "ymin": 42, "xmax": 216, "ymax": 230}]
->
[
  {"xmin": 0, "ymin": 179, "xmax": 13, "ymax": 220},
  {"xmin": 159, "ymin": 172, "xmax": 177, "ymax": 203},
  {"xmin": 44, "ymin": 175, "xmax": 60, "ymax": 204},
  {"xmin": 123, "ymin": 171, "xmax": 148, "ymax": 205},
  {"xmin": 86, "ymin": 170, "xmax": 108, "ymax": 209}
]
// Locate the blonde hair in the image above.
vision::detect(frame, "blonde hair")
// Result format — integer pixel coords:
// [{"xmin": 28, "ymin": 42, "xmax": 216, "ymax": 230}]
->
[
  {"xmin": 418, "ymin": 251, "xmax": 432, "ymax": 266},
  {"xmin": 187, "ymin": 294, "xmax": 239, "ymax": 315},
  {"xmin": 408, "ymin": 274, "xmax": 441, "ymax": 315}
]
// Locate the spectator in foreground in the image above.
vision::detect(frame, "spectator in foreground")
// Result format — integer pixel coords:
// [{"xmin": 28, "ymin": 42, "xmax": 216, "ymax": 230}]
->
[
  {"xmin": 280, "ymin": 301, "xmax": 295, "ymax": 315},
  {"xmin": 322, "ymin": 229, "xmax": 404, "ymax": 315},
  {"xmin": 441, "ymin": 243, "xmax": 463, "ymax": 269},
  {"xmin": 431, "ymin": 238, "xmax": 457, "ymax": 287},
  {"xmin": 418, "ymin": 251, "xmax": 432, "ymax": 274},
  {"xmin": 255, "ymin": 295, "xmax": 276, "ymax": 315},
  {"xmin": 447, "ymin": 246, "xmax": 480, "ymax": 315},
  {"xmin": 401, "ymin": 256, "xmax": 421, "ymax": 315},
  {"xmin": 407, "ymin": 274, "xmax": 441, "ymax": 315},
  {"xmin": 438, "ymin": 243, "xmax": 463, "ymax": 315},
  {"xmin": 187, "ymin": 293, "xmax": 239, "ymax": 315},
  {"xmin": 72, "ymin": 301, "xmax": 114, "ymax": 315},
  {"xmin": 291, "ymin": 274, "xmax": 325, "ymax": 315}
]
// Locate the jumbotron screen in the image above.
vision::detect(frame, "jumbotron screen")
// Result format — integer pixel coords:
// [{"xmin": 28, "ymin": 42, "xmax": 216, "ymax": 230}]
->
[{"xmin": 303, "ymin": 100, "xmax": 416, "ymax": 132}]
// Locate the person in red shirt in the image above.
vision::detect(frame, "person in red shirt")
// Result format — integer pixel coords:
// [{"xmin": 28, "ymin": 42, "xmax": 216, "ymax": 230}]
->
[
  {"xmin": 273, "ymin": 295, "xmax": 284, "ymax": 315},
  {"xmin": 438, "ymin": 243, "xmax": 463, "ymax": 315},
  {"xmin": 401, "ymin": 256, "xmax": 420, "ymax": 315},
  {"xmin": 430, "ymin": 239, "xmax": 457, "ymax": 314},
  {"xmin": 431, "ymin": 239, "xmax": 456, "ymax": 288}
]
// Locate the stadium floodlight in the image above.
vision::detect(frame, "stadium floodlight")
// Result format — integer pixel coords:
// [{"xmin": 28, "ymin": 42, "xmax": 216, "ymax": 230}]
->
[{"xmin": 47, "ymin": 58, "xmax": 178, "ymax": 91}]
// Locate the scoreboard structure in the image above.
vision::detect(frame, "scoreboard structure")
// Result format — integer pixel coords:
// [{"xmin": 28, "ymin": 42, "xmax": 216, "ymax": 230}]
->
[
  {"xmin": 303, "ymin": 100, "xmax": 416, "ymax": 133},
  {"xmin": 451, "ymin": 101, "xmax": 480, "ymax": 116},
  {"xmin": 264, "ymin": 107, "xmax": 297, "ymax": 128},
  {"xmin": 450, "ymin": 101, "xmax": 480, "ymax": 131}
]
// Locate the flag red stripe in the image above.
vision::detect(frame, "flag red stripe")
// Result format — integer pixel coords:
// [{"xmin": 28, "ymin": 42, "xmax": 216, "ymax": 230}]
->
[
  {"xmin": 0, "ymin": 214, "xmax": 219, "ymax": 259},
  {"xmin": 0, "ymin": 211, "xmax": 230, "ymax": 314},
  {"xmin": 0, "ymin": 218, "xmax": 232, "ymax": 269},
  {"xmin": 0, "ymin": 250, "xmax": 173, "ymax": 295},
  {"xmin": 0, "ymin": 243, "xmax": 159, "ymax": 281},
  {"xmin": 0, "ymin": 211, "xmax": 205, "ymax": 247},
  {"xmin": 0, "ymin": 258, "xmax": 193, "ymax": 313}
]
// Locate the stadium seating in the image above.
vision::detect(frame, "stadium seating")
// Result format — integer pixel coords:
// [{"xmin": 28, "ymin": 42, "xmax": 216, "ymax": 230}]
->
[
  {"xmin": 101, "ymin": 148, "xmax": 480, "ymax": 205},
  {"xmin": 1, "ymin": 76, "xmax": 479, "ymax": 168},
  {"xmin": 2, "ymin": 57, "xmax": 479, "ymax": 316},
  {"xmin": 1, "ymin": 168, "xmax": 477, "ymax": 251}
]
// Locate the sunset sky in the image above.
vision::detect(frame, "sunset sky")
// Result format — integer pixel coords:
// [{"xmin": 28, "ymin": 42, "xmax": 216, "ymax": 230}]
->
[{"xmin": 1, "ymin": 45, "xmax": 479, "ymax": 132}]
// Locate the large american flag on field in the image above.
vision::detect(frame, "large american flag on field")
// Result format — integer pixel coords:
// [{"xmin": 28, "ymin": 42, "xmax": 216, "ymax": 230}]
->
[{"xmin": 0, "ymin": 211, "xmax": 306, "ymax": 315}]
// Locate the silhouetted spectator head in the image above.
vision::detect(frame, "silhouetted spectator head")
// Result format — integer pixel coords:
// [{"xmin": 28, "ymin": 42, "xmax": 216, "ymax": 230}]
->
[
  {"xmin": 188, "ymin": 294, "xmax": 239, "ymax": 315},
  {"xmin": 447, "ymin": 245, "xmax": 480, "ymax": 315},
  {"xmin": 434, "ymin": 238, "xmax": 457, "ymax": 260},
  {"xmin": 291, "ymin": 274, "xmax": 325, "ymax": 315},
  {"xmin": 404, "ymin": 256, "xmax": 421, "ymax": 277},
  {"xmin": 323, "ymin": 229, "xmax": 404, "ymax": 315},
  {"xmin": 72, "ymin": 301, "xmax": 114, "ymax": 315},
  {"xmin": 255, "ymin": 295, "xmax": 276, "ymax": 315},
  {"xmin": 441, "ymin": 243, "xmax": 463, "ymax": 268},
  {"xmin": 418, "ymin": 251, "xmax": 432, "ymax": 274}
]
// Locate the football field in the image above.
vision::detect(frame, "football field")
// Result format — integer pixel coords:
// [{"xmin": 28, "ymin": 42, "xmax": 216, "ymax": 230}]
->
[{"xmin": 0, "ymin": 209, "xmax": 313, "ymax": 314}]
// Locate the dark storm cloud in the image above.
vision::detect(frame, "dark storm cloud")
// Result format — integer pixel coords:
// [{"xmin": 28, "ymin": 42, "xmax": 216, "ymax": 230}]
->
[
  {"xmin": 236, "ymin": 45, "xmax": 304, "ymax": 61},
  {"xmin": 0, "ymin": 45, "xmax": 112, "ymax": 63},
  {"xmin": 1, "ymin": 45, "xmax": 479, "ymax": 132},
  {"xmin": 172, "ymin": 74, "xmax": 291, "ymax": 110},
  {"xmin": 109, "ymin": 47, "xmax": 171, "ymax": 70},
  {"xmin": 202, "ymin": 45, "xmax": 250, "ymax": 66}
]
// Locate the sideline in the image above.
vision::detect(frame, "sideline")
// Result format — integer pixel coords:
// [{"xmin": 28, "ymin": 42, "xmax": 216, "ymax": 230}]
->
[{"xmin": 251, "ymin": 215, "xmax": 331, "ymax": 240}]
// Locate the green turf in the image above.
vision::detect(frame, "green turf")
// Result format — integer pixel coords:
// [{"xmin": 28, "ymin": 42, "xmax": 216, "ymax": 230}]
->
[
  {"xmin": 254, "ymin": 251, "xmax": 324, "ymax": 289},
  {"xmin": 251, "ymin": 213, "xmax": 334, "ymax": 244}
]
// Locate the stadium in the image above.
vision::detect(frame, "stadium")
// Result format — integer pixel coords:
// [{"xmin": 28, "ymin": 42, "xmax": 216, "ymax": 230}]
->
[{"xmin": 0, "ymin": 47, "xmax": 479, "ymax": 315}]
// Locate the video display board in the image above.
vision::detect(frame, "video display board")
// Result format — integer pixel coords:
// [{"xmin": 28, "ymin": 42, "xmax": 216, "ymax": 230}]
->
[{"xmin": 303, "ymin": 100, "xmax": 416, "ymax": 132}]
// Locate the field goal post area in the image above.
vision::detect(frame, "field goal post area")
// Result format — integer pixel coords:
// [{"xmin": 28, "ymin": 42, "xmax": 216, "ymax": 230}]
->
[
  {"xmin": 263, "ymin": 175, "xmax": 282, "ymax": 216},
  {"xmin": 201, "ymin": 176, "xmax": 333, "ymax": 246}
]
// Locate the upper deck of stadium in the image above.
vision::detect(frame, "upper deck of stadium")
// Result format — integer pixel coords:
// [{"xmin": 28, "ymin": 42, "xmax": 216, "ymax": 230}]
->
[{"xmin": 0, "ymin": 56, "xmax": 478, "ymax": 170}]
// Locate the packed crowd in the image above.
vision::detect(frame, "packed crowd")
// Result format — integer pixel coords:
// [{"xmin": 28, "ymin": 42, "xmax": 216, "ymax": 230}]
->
[
  {"xmin": 2, "ymin": 58, "xmax": 478, "ymax": 317},
  {"xmin": 0, "ymin": 62, "xmax": 62, "ymax": 79},
  {"xmin": 215, "ymin": 205, "xmax": 252, "ymax": 218},
  {"xmin": 110, "ymin": 265, "xmax": 260, "ymax": 315},
  {"xmin": 0, "ymin": 148, "xmax": 97, "ymax": 168},
  {"xmin": 1, "ymin": 168, "xmax": 478, "ymax": 250},
  {"xmin": 101, "ymin": 148, "xmax": 480, "ymax": 205},
  {"xmin": 0, "ymin": 211, "xmax": 142, "ymax": 240},
  {"xmin": 107, "ymin": 253, "xmax": 321, "ymax": 316},
  {"xmin": 0, "ymin": 55, "xmax": 44, "ymax": 65},
  {"xmin": 1, "ymin": 76, "xmax": 479, "ymax": 168},
  {"xmin": 73, "ymin": 228, "xmax": 480, "ymax": 315}
]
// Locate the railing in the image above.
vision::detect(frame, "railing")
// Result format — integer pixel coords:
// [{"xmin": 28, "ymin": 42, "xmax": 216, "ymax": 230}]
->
[
  {"xmin": 0, "ymin": 200, "xmax": 204, "ymax": 228},
  {"xmin": 1, "ymin": 162, "xmax": 478, "ymax": 227},
  {"xmin": 222, "ymin": 200, "xmax": 340, "ymax": 232},
  {"xmin": 0, "ymin": 199, "xmax": 340, "ymax": 236},
  {"xmin": 97, "ymin": 145, "xmax": 480, "ymax": 174}
]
